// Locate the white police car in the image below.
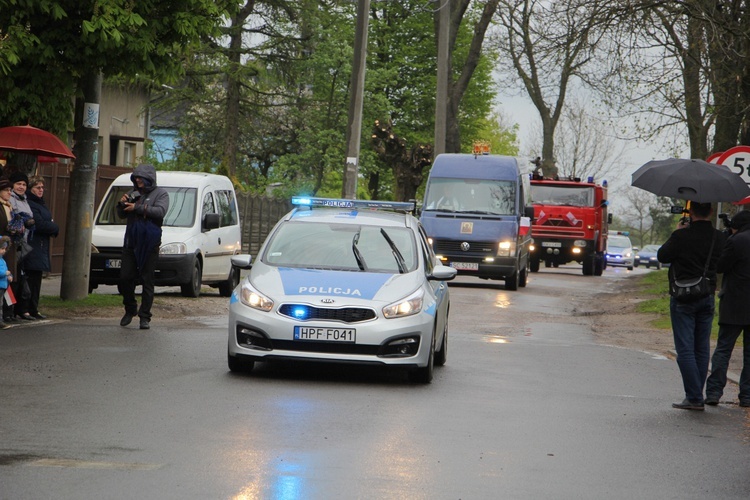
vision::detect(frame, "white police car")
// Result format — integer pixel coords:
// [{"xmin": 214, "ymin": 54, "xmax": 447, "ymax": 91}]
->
[
  {"xmin": 606, "ymin": 233, "xmax": 634, "ymax": 270},
  {"xmin": 227, "ymin": 197, "xmax": 457, "ymax": 383}
]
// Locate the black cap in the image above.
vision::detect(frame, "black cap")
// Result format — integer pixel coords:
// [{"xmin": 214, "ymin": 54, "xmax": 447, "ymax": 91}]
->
[{"xmin": 8, "ymin": 171, "xmax": 29, "ymax": 186}]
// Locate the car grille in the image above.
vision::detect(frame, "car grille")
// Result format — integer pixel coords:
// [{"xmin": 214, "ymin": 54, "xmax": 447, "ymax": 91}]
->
[
  {"xmin": 278, "ymin": 304, "xmax": 376, "ymax": 323},
  {"xmin": 434, "ymin": 240, "xmax": 496, "ymax": 254}
]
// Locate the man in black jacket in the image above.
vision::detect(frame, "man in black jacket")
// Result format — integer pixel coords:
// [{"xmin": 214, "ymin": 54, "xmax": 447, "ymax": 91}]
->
[
  {"xmin": 116, "ymin": 164, "xmax": 169, "ymax": 330},
  {"xmin": 658, "ymin": 202, "xmax": 726, "ymax": 411},
  {"xmin": 704, "ymin": 210, "xmax": 750, "ymax": 407}
]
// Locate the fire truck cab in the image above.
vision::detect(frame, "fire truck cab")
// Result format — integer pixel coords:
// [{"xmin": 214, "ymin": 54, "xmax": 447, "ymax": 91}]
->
[{"xmin": 529, "ymin": 174, "xmax": 611, "ymax": 276}]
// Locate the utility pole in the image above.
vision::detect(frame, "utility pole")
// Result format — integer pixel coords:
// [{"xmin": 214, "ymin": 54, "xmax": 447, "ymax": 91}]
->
[
  {"xmin": 61, "ymin": 70, "xmax": 102, "ymax": 300},
  {"xmin": 342, "ymin": 0, "xmax": 371, "ymax": 199},
  {"xmin": 434, "ymin": 0, "xmax": 450, "ymax": 158}
]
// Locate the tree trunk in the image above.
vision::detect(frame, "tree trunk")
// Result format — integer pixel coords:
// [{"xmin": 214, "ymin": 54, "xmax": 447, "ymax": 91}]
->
[
  {"xmin": 443, "ymin": 0, "xmax": 500, "ymax": 153},
  {"xmin": 60, "ymin": 70, "xmax": 102, "ymax": 300}
]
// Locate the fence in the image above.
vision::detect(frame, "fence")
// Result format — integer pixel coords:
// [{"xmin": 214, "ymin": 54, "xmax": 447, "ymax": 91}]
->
[{"xmin": 34, "ymin": 163, "xmax": 291, "ymax": 275}]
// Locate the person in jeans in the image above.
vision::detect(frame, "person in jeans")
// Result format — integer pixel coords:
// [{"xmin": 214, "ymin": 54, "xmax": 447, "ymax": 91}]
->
[
  {"xmin": 658, "ymin": 202, "xmax": 726, "ymax": 411},
  {"xmin": 116, "ymin": 164, "xmax": 169, "ymax": 330},
  {"xmin": 705, "ymin": 210, "xmax": 750, "ymax": 408}
]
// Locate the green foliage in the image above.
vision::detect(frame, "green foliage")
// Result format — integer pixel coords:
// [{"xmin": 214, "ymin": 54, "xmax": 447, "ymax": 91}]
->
[
  {"xmin": 0, "ymin": 0, "xmax": 229, "ymax": 130},
  {"xmin": 635, "ymin": 269, "xmax": 721, "ymax": 338}
]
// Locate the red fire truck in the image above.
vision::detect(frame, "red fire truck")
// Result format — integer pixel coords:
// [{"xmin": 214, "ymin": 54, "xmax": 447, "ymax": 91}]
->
[{"xmin": 528, "ymin": 173, "xmax": 611, "ymax": 276}]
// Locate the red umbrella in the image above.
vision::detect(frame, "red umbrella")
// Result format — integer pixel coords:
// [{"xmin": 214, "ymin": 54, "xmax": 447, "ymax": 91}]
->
[{"xmin": 0, "ymin": 125, "xmax": 75, "ymax": 159}]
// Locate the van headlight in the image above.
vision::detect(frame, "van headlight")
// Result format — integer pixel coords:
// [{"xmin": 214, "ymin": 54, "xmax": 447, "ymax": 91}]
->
[
  {"xmin": 240, "ymin": 282, "xmax": 274, "ymax": 312},
  {"xmin": 383, "ymin": 289, "xmax": 424, "ymax": 319},
  {"xmin": 497, "ymin": 240, "xmax": 516, "ymax": 257},
  {"xmin": 159, "ymin": 243, "xmax": 187, "ymax": 255}
]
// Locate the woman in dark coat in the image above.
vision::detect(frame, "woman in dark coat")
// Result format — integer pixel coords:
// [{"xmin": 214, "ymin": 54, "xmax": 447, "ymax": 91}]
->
[
  {"xmin": 0, "ymin": 176, "xmax": 18, "ymax": 321},
  {"xmin": 705, "ymin": 210, "xmax": 750, "ymax": 407},
  {"xmin": 24, "ymin": 176, "xmax": 59, "ymax": 319}
]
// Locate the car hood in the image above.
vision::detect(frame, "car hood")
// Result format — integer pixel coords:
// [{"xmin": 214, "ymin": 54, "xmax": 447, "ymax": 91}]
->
[{"xmin": 249, "ymin": 264, "xmax": 422, "ymax": 304}]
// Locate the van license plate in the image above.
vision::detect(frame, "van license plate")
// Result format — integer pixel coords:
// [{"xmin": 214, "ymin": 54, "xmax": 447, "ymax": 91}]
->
[
  {"xmin": 106, "ymin": 259, "xmax": 122, "ymax": 269},
  {"xmin": 294, "ymin": 326, "xmax": 356, "ymax": 343},
  {"xmin": 451, "ymin": 262, "xmax": 479, "ymax": 271},
  {"xmin": 542, "ymin": 242, "xmax": 562, "ymax": 248}
]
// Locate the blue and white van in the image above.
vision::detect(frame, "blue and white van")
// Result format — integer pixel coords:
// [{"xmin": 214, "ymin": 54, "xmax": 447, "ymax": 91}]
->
[{"xmin": 419, "ymin": 153, "xmax": 533, "ymax": 290}]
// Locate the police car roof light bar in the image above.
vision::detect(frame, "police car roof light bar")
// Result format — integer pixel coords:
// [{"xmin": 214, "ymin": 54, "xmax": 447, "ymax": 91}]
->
[{"xmin": 291, "ymin": 196, "xmax": 415, "ymax": 213}]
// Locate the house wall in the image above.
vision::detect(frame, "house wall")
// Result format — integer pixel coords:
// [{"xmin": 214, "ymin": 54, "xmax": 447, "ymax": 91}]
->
[{"xmin": 98, "ymin": 83, "xmax": 149, "ymax": 167}]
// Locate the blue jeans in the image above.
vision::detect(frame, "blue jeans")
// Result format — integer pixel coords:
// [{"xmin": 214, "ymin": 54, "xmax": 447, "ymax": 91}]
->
[
  {"xmin": 706, "ymin": 324, "xmax": 750, "ymax": 404},
  {"xmin": 670, "ymin": 295, "xmax": 715, "ymax": 402}
]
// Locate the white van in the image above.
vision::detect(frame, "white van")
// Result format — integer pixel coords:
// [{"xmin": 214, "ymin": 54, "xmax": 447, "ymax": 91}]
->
[{"xmin": 90, "ymin": 171, "xmax": 242, "ymax": 297}]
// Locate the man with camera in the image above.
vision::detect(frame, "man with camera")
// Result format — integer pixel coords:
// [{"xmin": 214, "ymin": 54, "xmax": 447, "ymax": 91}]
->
[
  {"xmin": 116, "ymin": 163, "xmax": 169, "ymax": 330},
  {"xmin": 705, "ymin": 210, "xmax": 750, "ymax": 408},
  {"xmin": 658, "ymin": 202, "xmax": 726, "ymax": 411}
]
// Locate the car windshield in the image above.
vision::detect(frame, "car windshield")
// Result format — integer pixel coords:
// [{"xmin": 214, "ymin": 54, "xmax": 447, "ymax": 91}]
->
[
  {"xmin": 530, "ymin": 185, "xmax": 595, "ymax": 207},
  {"xmin": 423, "ymin": 178, "xmax": 516, "ymax": 215},
  {"xmin": 263, "ymin": 221, "xmax": 418, "ymax": 273},
  {"xmin": 95, "ymin": 186, "xmax": 196, "ymax": 227},
  {"xmin": 608, "ymin": 235, "xmax": 631, "ymax": 249},
  {"xmin": 641, "ymin": 245, "xmax": 660, "ymax": 253}
]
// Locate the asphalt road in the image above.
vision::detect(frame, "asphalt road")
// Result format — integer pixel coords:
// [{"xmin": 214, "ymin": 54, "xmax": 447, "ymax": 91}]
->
[{"xmin": 1, "ymin": 265, "xmax": 749, "ymax": 499}]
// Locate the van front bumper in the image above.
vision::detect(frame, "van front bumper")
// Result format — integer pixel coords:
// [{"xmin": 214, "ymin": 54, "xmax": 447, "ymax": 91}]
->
[
  {"xmin": 439, "ymin": 255, "xmax": 518, "ymax": 279},
  {"xmin": 89, "ymin": 248, "xmax": 196, "ymax": 287}
]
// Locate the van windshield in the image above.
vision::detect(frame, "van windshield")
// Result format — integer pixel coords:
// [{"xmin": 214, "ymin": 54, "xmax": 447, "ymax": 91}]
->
[
  {"xmin": 95, "ymin": 186, "xmax": 197, "ymax": 227},
  {"xmin": 423, "ymin": 178, "xmax": 516, "ymax": 215}
]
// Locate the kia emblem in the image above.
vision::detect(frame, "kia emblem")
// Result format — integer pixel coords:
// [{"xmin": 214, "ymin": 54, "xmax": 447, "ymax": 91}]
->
[{"xmin": 321, "ymin": 298, "xmax": 335, "ymax": 304}]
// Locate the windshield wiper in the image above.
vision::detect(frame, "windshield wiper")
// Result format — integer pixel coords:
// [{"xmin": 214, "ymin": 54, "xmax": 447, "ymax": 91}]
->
[
  {"xmin": 380, "ymin": 228, "xmax": 407, "ymax": 274},
  {"xmin": 352, "ymin": 230, "xmax": 367, "ymax": 271}
]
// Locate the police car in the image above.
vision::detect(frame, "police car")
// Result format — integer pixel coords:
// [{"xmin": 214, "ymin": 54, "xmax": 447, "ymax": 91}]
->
[
  {"xmin": 227, "ymin": 197, "xmax": 457, "ymax": 383},
  {"xmin": 606, "ymin": 232, "xmax": 635, "ymax": 270}
]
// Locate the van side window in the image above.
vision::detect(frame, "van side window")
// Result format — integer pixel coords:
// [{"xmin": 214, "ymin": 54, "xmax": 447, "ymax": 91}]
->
[
  {"xmin": 202, "ymin": 192, "xmax": 216, "ymax": 223},
  {"xmin": 215, "ymin": 189, "xmax": 239, "ymax": 227}
]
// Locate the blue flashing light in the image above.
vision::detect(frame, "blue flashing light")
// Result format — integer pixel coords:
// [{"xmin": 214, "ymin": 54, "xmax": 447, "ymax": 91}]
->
[
  {"xmin": 587, "ymin": 176, "xmax": 594, "ymax": 183},
  {"xmin": 291, "ymin": 196, "xmax": 415, "ymax": 212},
  {"xmin": 602, "ymin": 180, "xmax": 608, "ymax": 187},
  {"xmin": 292, "ymin": 306, "xmax": 308, "ymax": 319},
  {"xmin": 291, "ymin": 196, "xmax": 313, "ymax": 206}
]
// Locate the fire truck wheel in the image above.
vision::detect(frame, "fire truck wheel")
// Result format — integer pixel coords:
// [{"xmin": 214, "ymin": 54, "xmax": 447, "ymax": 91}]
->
[
  {"xmin": 594, "ymin": 256, "xmax": 604, "ymax": 276},
  {"xmin": 530, "ymin": 256, "xmax": 540, "ymax": 273}
]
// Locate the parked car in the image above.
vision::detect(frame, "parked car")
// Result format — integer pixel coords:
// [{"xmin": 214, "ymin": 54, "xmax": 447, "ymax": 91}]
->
[
  {"xmin": 227, "ymin": 197, "xmax": 457, "ymax": 383},
  {"xmin": 635, "ymin": 244, "xmax": 663, "ymax": 269},
  {"xmin": 89, "ymin": 171, "xmax": 242, "ymax": 297}
]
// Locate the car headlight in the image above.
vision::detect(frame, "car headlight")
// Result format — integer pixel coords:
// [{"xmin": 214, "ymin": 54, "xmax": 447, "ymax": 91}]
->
[
  {"xmin": 240, "ymin": 282, "xmax": 274, "ymax": 312},
  {"xmin": 160, "ymin": 242, "xmax": 187, "ymax": 255},
  {"xmin": 383, "ymin": 288, "xmax": 424, "ymax": 319}
]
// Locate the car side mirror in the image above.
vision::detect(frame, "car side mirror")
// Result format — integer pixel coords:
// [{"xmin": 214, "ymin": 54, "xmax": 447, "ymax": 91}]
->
[
  {"xmin": 607, "ymin": 214, "xmax": 613, "ymax": 224},
  {"xmin": 524, "ymin": 205, "xmax": 535, "ymax": 218},
  {"xmin": 231, "ymin": 254, "xmax": 253, "ymax": 270},
  {"xmin": 429, "ymin": 264, "xmax": 457, "ymax": 281},
  {"xmin": 203, "ymin": 213, "xmax": 221, "ymax": 232}
]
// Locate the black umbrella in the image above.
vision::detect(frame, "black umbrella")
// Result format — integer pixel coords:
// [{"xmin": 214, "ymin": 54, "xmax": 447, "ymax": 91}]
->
[{"xmin": 631, "ymin": 158, "xmax": 750, "ymax": 203}]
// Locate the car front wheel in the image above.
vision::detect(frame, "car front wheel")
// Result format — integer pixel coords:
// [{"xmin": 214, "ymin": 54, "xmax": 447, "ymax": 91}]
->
[{"xmin": 409, "ymin": 329, "xmax": 435, "ymax": 384}]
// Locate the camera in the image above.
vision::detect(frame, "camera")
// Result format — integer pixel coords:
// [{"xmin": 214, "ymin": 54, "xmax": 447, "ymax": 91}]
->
[
  {"xmin": 718, "ymin": 212, "xmax": 732, "ymax": 229},
  {"xmin": 670, "ymin": 205, "xmax": 690, "ymax": 225},
  {"xmin": 118, "ymin": 191, "xmax": 141, "ymax": 207}
]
